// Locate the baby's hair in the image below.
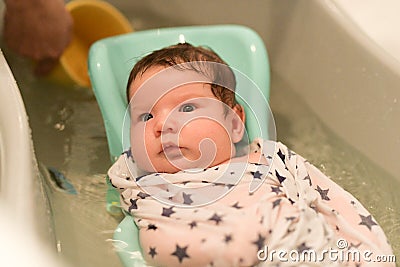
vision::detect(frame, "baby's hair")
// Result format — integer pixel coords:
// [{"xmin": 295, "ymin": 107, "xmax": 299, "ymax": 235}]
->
[{"xmin": 126, "ymin": 43, "xmax": 239, "ymax": 110}]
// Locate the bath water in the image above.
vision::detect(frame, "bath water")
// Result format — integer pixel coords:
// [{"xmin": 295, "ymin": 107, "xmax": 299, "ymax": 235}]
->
[{"xmin": 4, "ymin": 49, "xmax": 399, "ymax": 266}]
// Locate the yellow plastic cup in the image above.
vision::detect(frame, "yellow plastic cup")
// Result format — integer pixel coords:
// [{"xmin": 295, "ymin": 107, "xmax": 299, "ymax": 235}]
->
[{"xmin": 58, "ymin": 0, "xmax": 133, "ymax": 87}]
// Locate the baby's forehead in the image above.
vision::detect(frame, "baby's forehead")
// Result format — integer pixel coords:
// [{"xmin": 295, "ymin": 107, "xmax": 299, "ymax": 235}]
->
[{"xmin": 129, "ymin": 66, "xmax": 214, "ymax": 104}]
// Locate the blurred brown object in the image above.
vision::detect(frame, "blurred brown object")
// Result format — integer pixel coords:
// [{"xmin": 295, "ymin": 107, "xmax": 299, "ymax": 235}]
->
[{"xmin": 3, "ymin": 0, "xmax": 73, "ymax": 75}]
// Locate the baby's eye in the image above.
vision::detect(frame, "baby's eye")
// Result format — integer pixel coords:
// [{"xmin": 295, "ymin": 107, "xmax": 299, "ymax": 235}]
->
[
  {"xmin": 139, "ymin": 113, "xmax": 153, "ymax": 122},
  {"xmin": 179, "ymin": 104, "xmax": 196, "ymax": 113}
]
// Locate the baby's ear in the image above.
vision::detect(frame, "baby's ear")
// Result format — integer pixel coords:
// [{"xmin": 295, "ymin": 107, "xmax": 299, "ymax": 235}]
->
[{"xmin": 230, "ymin": 104, "xmax": 246, "ymax": 143}]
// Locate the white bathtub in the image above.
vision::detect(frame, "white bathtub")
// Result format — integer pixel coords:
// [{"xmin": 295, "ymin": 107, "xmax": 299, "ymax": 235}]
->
[{"xmin": 0, "ymin": 51, "xmax": 69, "ymax": 267}]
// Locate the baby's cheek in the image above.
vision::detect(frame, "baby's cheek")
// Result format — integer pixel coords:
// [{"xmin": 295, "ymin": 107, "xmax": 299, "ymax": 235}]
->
[
  {"xmin": 183, "ymin": 119, "xmax": 229, "ymax": 143},
  {"xmin": 129, "ymin": 128, "xmax": 154, "ymax": 171},
  {"xmin": 183, "ymin": 120, "xmax": 233, "ymax": 165},
  {"xmin": 131, "ymin": 146, "xmax": 150, "ymax": 170}
]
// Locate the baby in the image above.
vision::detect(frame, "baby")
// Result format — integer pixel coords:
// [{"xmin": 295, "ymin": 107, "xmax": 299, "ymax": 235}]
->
[{"xmin": 108, "ymin": 43, "xmax": 394, "ymax": 266}]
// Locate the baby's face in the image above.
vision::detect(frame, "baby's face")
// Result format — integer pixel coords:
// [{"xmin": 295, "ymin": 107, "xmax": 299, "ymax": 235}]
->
[{"xmin": 128, "ymin": 66, "xmax": 245, "ymax": 173}]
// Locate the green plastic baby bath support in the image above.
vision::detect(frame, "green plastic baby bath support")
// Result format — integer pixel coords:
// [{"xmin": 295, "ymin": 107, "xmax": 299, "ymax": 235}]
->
[{"xmin": 88, "ymin": 25, "xmax": 270, "ymax": 266}]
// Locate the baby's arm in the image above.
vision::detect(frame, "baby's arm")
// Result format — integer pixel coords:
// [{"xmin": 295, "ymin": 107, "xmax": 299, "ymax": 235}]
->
[
  {"xmin": 304, "ymin": 161, "xmax": 393, "ymax": 254},
  {"xmin": 267, "ymin": 141, "xmax": 394, "ymax": 265}
]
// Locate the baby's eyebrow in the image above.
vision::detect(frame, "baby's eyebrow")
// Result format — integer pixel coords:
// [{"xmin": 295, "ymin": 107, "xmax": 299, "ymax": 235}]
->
[{"xmin": 130, "ymin": 101, "xmax": 152, "ymax": 112}]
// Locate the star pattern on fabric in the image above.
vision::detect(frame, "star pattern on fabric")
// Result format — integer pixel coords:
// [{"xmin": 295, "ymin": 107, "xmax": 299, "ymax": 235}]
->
[
  {"xmin": 271, "ymin": 186, "xmax": 282, "ymax": 195},
  {"xmin": 147, "ymin": 224, "xmax": 158, "ymax": 231},
  {"xmin": 148, "ymin": 246, "xmax": 157, "ymax": 258},
  {"xmin": 287, "ymin": 228, "xmax": 295, "ymax": 234},
  {"xmin": 286, "ymin": 216, "xmax": 296, "ymax": 222},
  {"xmin": 224, "ymin": 234, "xmax": 233, "ymax": 244},
  {"xmin": 316, "ymin": 185, "xmax": 330, "ymax": 200},
  {"xmin": 272, "ymin": 199, "xmax": 281, "ymax": 209},
  {"xmin": 297, "ymin": 242, "xmax": 311, "ymax": 253},
  {"xmin": 231, "ymin": 202, "xmax": 243, "ymax": 209},
  {"xmin": 275, "ymin": 170, "xmax": 286, "ymax": 184},
  {"xmin": 137, "ymin": 192, "xmax": 150, "ymax": 199},
  {"xmin": 359, "ymin": 214, "xmax": 377, "ymax": 230},
  {"xmin": 303, "ymin": 175, "xmax": 312, "ymax": 186},
  {"xmin": 209, "ymin": 213, "xmax": 223, "ymax": 225},
  {"xmin": 225, "ymin": 183, "xmax": 235, "ymax": 189},
  {"xmin": 162, "ymin": 207, "xmax": 176, "ymax": 217},
  {"xmin": 213, "ymin": 181, "xmax": 235, "ymax": 190},
  {"xmin": 171, "ymin": 244, "xmax": 190, "ymax": 263},
  {"xmin": 188, "ymin": 221, "xmax": 197, "ymax": 229},
  {"xmin": 135, "ymin": 175, "xmax": 146, "ymax": 182},
  {"xmin": 182, "ymin": 192, "xmax": 193, "ymax": 205},
  {"xmin": 251, "ymin": 171, "xmax": 263, "ymax": 179},
  {"xmin": 128, "ymin": 199, "xmax": 138, "ymax": 212},
  {"xmin": 277, "ymin": 149, "xmax": 285, "ymax": 163},
  {"xmin": 252, "ymin": 233, "xmax": 266, "ymax": 250}
]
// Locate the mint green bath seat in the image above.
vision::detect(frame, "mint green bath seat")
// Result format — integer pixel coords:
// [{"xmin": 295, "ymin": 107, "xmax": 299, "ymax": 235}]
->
[{"xmin": 89, "ymin": 25, "xmax": 270, "ymax": 266}]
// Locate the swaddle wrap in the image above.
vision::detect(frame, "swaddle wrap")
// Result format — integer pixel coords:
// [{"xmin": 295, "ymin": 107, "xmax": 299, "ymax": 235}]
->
[{"xmin": 108, "ymin": 139, "xmax": 393, "ymax": 267}]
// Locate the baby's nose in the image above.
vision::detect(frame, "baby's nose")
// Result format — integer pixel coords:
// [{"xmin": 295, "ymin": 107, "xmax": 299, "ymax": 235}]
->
[{"xmin": 154, "ymin": 113, "xmax": 179, "ymax": 136}]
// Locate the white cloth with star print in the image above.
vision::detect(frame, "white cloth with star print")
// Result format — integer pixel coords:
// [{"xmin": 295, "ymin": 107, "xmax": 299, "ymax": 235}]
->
[{"xmin": 108, "ymin": 139, "xmax": 394, "ymax": 267}]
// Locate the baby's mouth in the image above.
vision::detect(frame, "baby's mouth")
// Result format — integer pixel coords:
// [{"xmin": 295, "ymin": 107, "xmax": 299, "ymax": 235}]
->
[{"xmin": 161, "ymin": 143, "xmax": 183, "ymax": 159}]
